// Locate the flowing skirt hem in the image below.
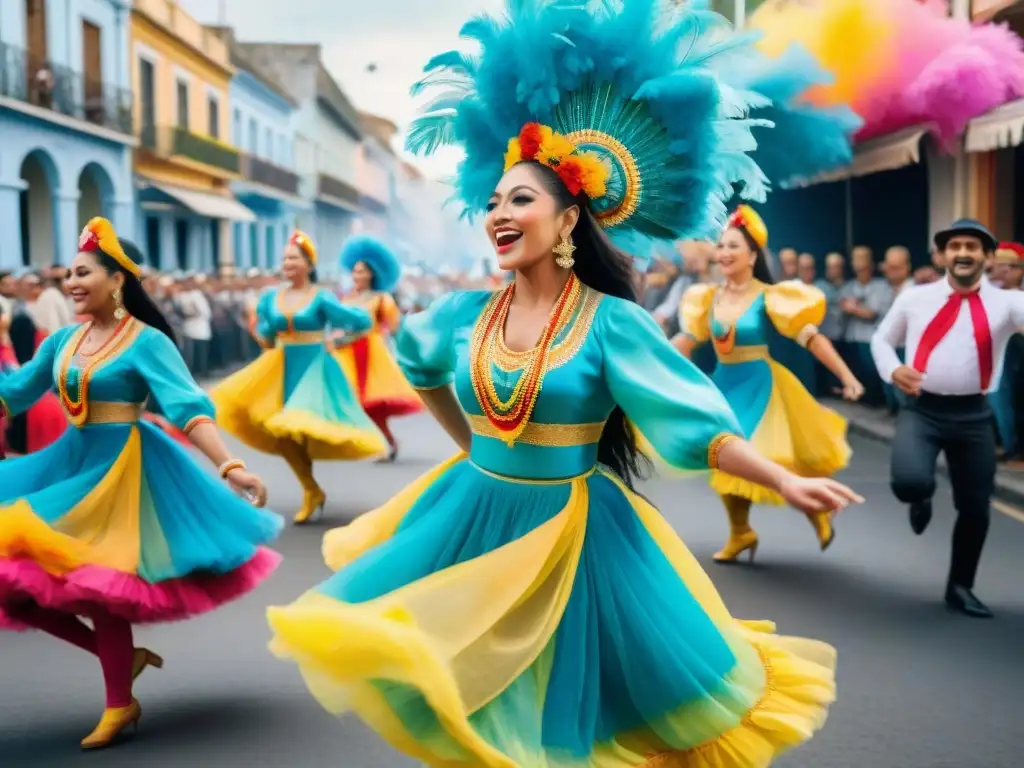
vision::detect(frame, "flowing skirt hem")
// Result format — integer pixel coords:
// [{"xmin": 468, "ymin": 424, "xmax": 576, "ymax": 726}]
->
[
  {"xmin": 264, "ymin": 410, "xmax": 388, "ymax": 460},
  {"xmin": 1, "ymin": 546, "xmax": 280, "ymax": 628}
]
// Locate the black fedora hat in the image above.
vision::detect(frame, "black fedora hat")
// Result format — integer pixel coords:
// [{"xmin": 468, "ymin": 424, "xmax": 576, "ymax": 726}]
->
[{"xmin": 934, "ymin": 218, "xmax": 998, "ymax": 253}]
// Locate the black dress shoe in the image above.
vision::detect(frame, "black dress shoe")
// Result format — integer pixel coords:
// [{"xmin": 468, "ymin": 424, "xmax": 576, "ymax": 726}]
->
[
  {"xmin": 909, "ymin": 500, "xmax": 932, "ymax": 535},
  {"xmin": 945, "ymin": 584, "xmax": 994, "ymax": 618}
]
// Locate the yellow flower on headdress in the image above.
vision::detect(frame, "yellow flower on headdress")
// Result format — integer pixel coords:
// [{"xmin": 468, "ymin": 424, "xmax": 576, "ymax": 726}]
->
[
  {"xmin": 78, "ymin": 217, "xmax": 141, "ymax": 277},
  {"xmin": 728, "ymin": 205, "xmax": 769, "ymax": 250},
  {"xmin": 504, "ymin": 138, "xmax": 522, "ymax": 169},
  {"xmin": 537, "ymin": 131, "xmax": 575, "ymax": 166},
  {"xmin": 502, "ymin": 122, "xmax": 611, "ymax": 202},
  {"xmin": 289, "ymin": 230, "xmax": 318, "ymax": 265}
]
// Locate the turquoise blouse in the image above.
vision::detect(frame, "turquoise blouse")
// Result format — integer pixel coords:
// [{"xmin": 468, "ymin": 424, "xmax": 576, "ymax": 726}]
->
[
  {"xmin": 0, "ymin": 323, "xmax": 212, "ymax": 431},
  {"xmin": 396, "ymin": 288, "xmax": 741, "ymax": 480},
  {"xmin": 255, "ymin": 287, "xmax": 373, "ymax": 345}
]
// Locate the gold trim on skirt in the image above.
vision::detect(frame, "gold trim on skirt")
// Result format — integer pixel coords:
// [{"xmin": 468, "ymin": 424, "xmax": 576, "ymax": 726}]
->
[
  {"xmin": 75, "ymin": 401, "xmax": 143, "ymax": 425},
  {"xmin": 466, "ymin": 414, "xmax": 605, "ymax": 447}
]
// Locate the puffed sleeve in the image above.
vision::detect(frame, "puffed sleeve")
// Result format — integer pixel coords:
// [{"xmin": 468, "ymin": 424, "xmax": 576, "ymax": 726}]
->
[
  {"xmin": 600, "ymin": 297, "xmax": 742, "ymax": 471},
  {"xmin": 134, "ymin": 326, "xmax": 216, "ymax": 433},
  {"xmin": 678, "ymin": 284, "xmax": 716, "ymax": 343},
  {"xmin": 0, "ymin": 330, "xmax": 64, "ymax": 418},
  {"xmin": 253, "ymin": 289, "xmax": 276, "ymax": 347},
  {"xmin": 763, "ymin": 281, "xmax": 827, "ymax": 347},
  {"xmin": 376, "ymin": 293, "xmax": 402, "ymax": 333},
  {"xmin": 395, "ymin": 290, "xmax": 491, "ymax": 390},
  {"xmin": 318, "ymin": 290, "xmax": 373, "ymax": 333}
]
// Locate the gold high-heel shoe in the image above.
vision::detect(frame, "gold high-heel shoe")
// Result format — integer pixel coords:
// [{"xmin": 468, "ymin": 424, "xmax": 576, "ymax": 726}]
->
[
  {"xmin": 131, "ymin": 648, "xmax": 163, "ymax": 682},
  {"xmin": 713, "ymin": 529, "xmax": 760, "ymax": 563},
  {"xmin": 808, "ymin": 510, "xmax": 836, "ymax": 551},
  {"xmin": 80, "ymin": 699, "xmax": 142, "ymax": 750},
  {"xmin": 293, "ymin": 488, "xmax": 326, "ymax": 525}
]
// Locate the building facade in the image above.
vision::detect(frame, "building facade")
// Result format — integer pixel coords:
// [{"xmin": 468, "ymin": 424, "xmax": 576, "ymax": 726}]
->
[
  {"xmin": 355, "ymin": 112, "xmax": 398, "ymax": 239},
  {"xmin": 130, "ymin": 0, "xmax": 254, "ymax": 273},
  {"xmin": 0, "ymin": 0, "xmax": 136, "ymax": 270},
  {"xmin": 241, "ymin": 44, "xmax": 365, "ymax": 272},
  {"xmin": 212, "ymin": 28, "xmax": 303, "ymax": 272}
]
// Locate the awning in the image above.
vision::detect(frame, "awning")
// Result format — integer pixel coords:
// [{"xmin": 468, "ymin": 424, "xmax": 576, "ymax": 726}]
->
[
  {"xmin": 148, "ymin": 183, "xmax": 257, "ymax": 222},
  {"xmin": 785, "ymin": 126, "xmax": 929, "ymax": 188},
  {"xmin": 965, "ymin": 99, "xmax": 1024, "ymax": 153}
]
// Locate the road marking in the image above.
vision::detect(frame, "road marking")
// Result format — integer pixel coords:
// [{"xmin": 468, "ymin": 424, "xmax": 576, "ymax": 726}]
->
[{"xmin": 993, "ymin": 499, "xmax": 1024, "ymax": 524}]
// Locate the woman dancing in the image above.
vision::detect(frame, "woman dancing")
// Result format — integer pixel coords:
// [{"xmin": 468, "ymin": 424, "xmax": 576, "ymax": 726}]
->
[
  {"xmin": 674, "ymin": 206, "xmax": 863, "ymax": 562},
  {"xmin": 267, "ymin": 2, "xmax": 861, "ymax": 766},
  {"xmin": 335, "ymin": 235, "xmax": 423, "ymax": 462},
  {"xmin": 212, "ymin": 231, "xmax": 388, "ymax": 524},
  {"xmin": 0, "ymin": 218, "xmax": 280, "ymax": 750}
]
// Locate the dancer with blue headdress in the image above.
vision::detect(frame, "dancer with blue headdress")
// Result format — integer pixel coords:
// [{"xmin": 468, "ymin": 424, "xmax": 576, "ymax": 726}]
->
[
  {"xmin": 267, "ymin": 2, "xmax": 862, "ymax": 765},
  {"xmin": 334, "ymin": 235, "xmax": 424, "ymax": 462}
]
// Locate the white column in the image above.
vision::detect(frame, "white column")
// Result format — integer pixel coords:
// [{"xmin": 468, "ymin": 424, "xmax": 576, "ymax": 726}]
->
[
  {"xmin": 219, "ymin": 218, "xmax": 234, "ymax": 272},
  {"xmin": 55, "ymin": 190, "xmax": 81, "ymax": 266},
  {"xmin": 0, "ymin": 179, "xmax": 26, "ymax": 270}
]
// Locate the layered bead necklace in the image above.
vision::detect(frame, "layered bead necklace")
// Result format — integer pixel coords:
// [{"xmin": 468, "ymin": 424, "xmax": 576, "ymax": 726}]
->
[
  {"xmin": 470, "ymin": 273, "xmax": 581, "ymax": 446},
  {"xmin": 58, "ymin": 316, "xmax": 134, "ymax": 427}
]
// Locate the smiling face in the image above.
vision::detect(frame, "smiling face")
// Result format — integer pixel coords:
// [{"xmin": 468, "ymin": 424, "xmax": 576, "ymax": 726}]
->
[
  {"xmin": 716, "ymin": 227, "xmax": 756, "ymax": 282},
  {"xmin": 944, "ymin": 234, "xmax": 987, "ymax": 287},
  {"xmin": 66, "ymin": 251, "xmax": 123, "ymax": 316},
  {"xmin": 351, "ymin": 261, "xmax": 374, "ymax": 291},
  {"xmin": 281, "ymin": 243, "xmax": 312, "ymax": 283},
  {"xmin": 484, "ymin": 163, "xmax": 579, "ymax": 272}
]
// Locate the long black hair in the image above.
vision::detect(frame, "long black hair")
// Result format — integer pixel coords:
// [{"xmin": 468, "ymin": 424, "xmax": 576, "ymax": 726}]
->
[
  {"xmin": 731, "ymin": 225, "xmax": 775, "ymax": 285},
  {"xmin": 525, "ymin": 161, "xmax": 652, "ymax": 489},
  {"xmin": 94, "ymin": 239, "xmax": 177, "ymax": 344}
]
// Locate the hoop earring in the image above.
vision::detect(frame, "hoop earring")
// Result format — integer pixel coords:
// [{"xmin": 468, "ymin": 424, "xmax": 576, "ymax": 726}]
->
[
  {"xmin": 113, "ymin": 288, "xmax": 127, "ymax": 321},
  {"xmin": 553, "ymin": 235, "xmax": 576, "ymax": 270}
]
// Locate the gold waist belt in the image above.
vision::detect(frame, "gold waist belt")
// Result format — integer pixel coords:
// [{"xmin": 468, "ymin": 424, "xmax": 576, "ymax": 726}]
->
[
  {"xmin": 277, "ymin": 331, "xmax": 325, "ymax": 347},
  {"xmin": 467, "ymin": 413, "xmax": 605, "ymax": 447},
  {"xmin": 75, "ymin": 402, "xmax": 143, "ymax": 425},
  {"xmin": 716, "ymin": 344, "xmax": 770, "ymax": 364}
]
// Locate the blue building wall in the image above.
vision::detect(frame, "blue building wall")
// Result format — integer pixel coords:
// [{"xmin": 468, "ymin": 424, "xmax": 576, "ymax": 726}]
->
[
  {"xmin": 0, "ymin": 0, "xmax": 135, "ymax": 270},
  {"xmin": 229, "ymin": 68, "xmax": 301, "ymax": 271}
]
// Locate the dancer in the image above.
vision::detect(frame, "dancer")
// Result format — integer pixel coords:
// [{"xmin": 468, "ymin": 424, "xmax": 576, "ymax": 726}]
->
[
  {"xmin": 871, "ymin": 219, "xmax": 1024, "ymax": 618},
  {"xmin": 334, "ymin": 235, "xmax": 423, "ymax": 461},
  {"xmin": 268, "ymin": 2, "xmax": 862, "ymax": 765},
  {"xmin": 0, "ymin": 218, "xmax": 280, "ymax": 749},
  {"xmin": 212, "ymin": 231, "xmax": 388, "ymax": 524},
  {"xmin": 674, "ymin": 206, "xmax": 864, "ymax": 562}
]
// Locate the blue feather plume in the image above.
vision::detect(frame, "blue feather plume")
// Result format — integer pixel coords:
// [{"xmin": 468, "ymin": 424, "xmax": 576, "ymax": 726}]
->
[
  {"xmin": 710, "ymin": 43, "xmax": 862, "ymax": 187},
  {"xmin": 406, "ymin": 0, "xmax": 774, "ymax": 243},
  {"xmin": 339, "ymin": 235, "xmax": 402, "ymax": 294}
]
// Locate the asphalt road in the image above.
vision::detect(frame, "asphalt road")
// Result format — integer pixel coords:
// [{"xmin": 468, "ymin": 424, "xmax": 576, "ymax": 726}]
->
[{"xmin": 2, "ymin": 413, "xmax": 1021, "ymax": 768}]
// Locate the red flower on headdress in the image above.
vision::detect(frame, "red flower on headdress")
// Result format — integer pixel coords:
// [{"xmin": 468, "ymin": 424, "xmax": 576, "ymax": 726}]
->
[
  {"xmin": 727, "ymin": 209, "xmax": 746, "ymax": 230},
  {"xmin": 518, "ymin": 123, "xmax": 544, "ymax": 159},
  {"xmin": 556, "ymin": 158, "xmax": 585, "ymax": 197},
  {"xmin": 79, "ymin": 226, "xmax": 99, "ymax": 252}
]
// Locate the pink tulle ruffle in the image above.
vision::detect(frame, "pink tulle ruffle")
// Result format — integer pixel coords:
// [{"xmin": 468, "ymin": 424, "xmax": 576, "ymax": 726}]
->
[{"xmin": 0, "ymin": 547, "xmax": 280, "ymax": 629}]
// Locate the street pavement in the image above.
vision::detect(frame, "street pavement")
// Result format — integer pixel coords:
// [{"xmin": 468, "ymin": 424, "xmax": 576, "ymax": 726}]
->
[{"xmin": 2, "ymin": 413, "xmax": 1021, "ymax": 768}]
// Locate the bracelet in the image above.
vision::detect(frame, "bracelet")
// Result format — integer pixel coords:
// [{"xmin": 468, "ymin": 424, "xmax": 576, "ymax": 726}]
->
[
  {"xmin": 707, "ymin": 433, "xmax": 741, "ymax": 471},
  {"xmin": 219, "ymin": 459, "xmax": 246, "ymax": 479}
]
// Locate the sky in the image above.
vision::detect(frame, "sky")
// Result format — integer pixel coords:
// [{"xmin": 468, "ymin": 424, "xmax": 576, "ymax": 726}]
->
[{"xmin": 177, "ymin": 0, "xmax": 504, "ymax": 179}]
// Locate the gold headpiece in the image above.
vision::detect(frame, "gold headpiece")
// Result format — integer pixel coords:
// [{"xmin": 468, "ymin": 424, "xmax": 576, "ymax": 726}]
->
[{"xmin": 78, "ymin": 218, "xmax": 141, "ymax": 278}]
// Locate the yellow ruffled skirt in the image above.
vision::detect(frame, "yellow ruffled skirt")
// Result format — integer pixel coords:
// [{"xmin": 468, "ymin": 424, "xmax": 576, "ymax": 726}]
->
[
  {"xmin": 710, "ymin": 360, "xmax": 850, "ymax": 505},
  {"xmin": 211, "ymin": 345, "xmax": 387, "ymax": 461},
  {"xmin": 268, "ymin": 455, "xmax": 836, "ymax": 767}
]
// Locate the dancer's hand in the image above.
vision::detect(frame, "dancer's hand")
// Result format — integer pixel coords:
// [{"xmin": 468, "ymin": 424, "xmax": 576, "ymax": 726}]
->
[
  {"xmin": 891, "ymin": 365, "xmax": 923, "ymax": 396},
  {"xmin": 227, "ymin": 468, "xmax": 268, "ymax": 507},
  {"xmin": 839, "ymin": 376, "xmax": 865, "ymax": 402},
  {"xmin": 779, "ymin": 475, "xmax": 863, "ymax": 516}
]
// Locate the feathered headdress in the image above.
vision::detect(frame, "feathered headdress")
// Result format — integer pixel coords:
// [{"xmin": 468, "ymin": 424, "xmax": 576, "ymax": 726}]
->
[
  {"xmin": 78, "ymin": 217, "xmax": 141, "ymax": 278},
  {"xmin": 406, "ymin": 0, "xmax": 774, "ymax": 245},
  {"xmin": 708, "ymin": 43, "xmax": 862, "ymax": 187},
  {"xmin": 289, "ymin": 231, "xmax": 318, "ymax": 265},
  {"xmin": 340, "ymin": 235, "xmax": 402, "ymax": 293}
]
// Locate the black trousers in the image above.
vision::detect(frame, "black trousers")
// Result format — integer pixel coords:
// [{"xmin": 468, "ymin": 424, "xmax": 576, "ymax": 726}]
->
[{"xmin": 890, "ymin": 393, "xmax": 995, "ymax": 589}]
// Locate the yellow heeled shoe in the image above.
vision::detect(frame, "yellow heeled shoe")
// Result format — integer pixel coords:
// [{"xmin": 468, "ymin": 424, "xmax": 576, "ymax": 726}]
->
[
  {"xmin": 294, "ymin": 488, "xmax": 326, "ymax": 525},
  {"xmin": 713, "ymin": 530, "xmax": 760, "ymax": 563},
  {"xmin": 80, "ymin": 699, "xmax": 142, "ymax": 750},
  {"xmin": 131, "ymin": 648, "xmax": 163, "ymax": 682},
  {"xmin": 808, "ymin": 510, "xmax": 836, "ymax": 551}
]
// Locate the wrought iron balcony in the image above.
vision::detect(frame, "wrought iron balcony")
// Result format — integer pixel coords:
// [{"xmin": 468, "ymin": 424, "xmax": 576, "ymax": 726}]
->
[
  {"xmin": 317, "ymin": 173, "xmax": 361, "ymax": 207},
  {"xmin": 140, "ymin": 125, "xmax": 241, "ymax": 175},
  {"xmin": 0, "ymin": 41, "xmax": 133, "ymax": 135},
  {"xmin": 241, "ymin": 154, "xmax": 300, "ymax": 196}
]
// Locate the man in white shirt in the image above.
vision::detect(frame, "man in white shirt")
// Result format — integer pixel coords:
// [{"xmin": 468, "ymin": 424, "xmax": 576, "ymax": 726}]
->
[{"xmin": 871, "ymin": 219, "xmax": 1024, "ymax": 618}]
